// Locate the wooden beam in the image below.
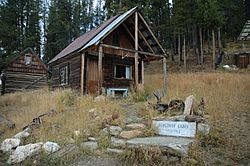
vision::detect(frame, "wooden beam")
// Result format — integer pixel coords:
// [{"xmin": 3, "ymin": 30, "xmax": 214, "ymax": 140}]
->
[
  {"xmin": 183, "ymin": 35, "xmax": 187, "ymax": 71},
  {"xmin": 138, "ymin": 29, "xmax": 155, "ymax": 54},
  {"xmin": 135, "ymin": 12, "xmax": 139, "ymax": 88},
  {"xmin": 80, "ymin": 52, "xmax": 85, "ymax": 95},
  {"xmin": 163, "ymin": 57, "xmax": 167, "ymax": 90},
  {"xmin": 122, "ymin": 23, "xmax": 143, "ymax": 51},
  {"xmin": 98, "ymin": 45, "xmax": 103, "ymax": 94},
  {"xmin": 138, "ymin": 12, "xmax": 168, "ymax": 57},
  {"xmin": 100, "ymin": 44, "xmax": 164, "ymax": 58}
]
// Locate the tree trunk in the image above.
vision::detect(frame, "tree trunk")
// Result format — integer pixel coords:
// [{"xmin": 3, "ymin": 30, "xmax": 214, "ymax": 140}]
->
[
  {"xmin": 178, "ymin": 33, "xmax": 181, "ymax": 65},
  {"xmin": 183, "ymin": 35, "xmax": 187, "ymax": 72},
  {"xmin": 212, "ymin": 29, "xmax": 216, "ymax": 70},
  {"xmin": 218, "ymin": 27, "xmax": 222, "ymax": 50},
  {"xmin": 207, "ymin": 29, "xmax": 211, "ymax": 54},
  {"xmin": 199, "ymin": 27, "xmax": 203, "ymax": 64}
]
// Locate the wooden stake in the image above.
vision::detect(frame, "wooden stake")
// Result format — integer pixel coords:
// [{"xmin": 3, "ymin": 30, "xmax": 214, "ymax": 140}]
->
[
  {"xmin": 135, "ymin": 12, "xmax": 139, "ymax": 89},
  {"xmin": 141, "ymin": 60, "xmax": 144, "ymax": 86},
  {"xmin": 163, "ymin": 57, "xmax": 167, "ymax": 90},
  {"xmin": 199, "ymin": 27, "xmax": 204, "ymax": 64},
  {"xmin": 80, "ymin": 52, "xmax": 85, "ymax": 95}
]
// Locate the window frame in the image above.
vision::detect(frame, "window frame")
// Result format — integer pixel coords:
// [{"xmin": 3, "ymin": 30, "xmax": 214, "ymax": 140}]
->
[
  {"xmin": 113, "ymin": 64, "xmax": 130, "ymax": 80},
  {"xmin": 59, "ymin": 64, "xmax": 69, "ymax": 85},
  {"xmin": 24, "ymin": 54, "xmax": 32, "ymax": 65}
]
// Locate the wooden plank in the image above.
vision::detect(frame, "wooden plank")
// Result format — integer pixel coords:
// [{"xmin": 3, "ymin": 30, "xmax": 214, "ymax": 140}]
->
[
  {"xmin": 80, "ymin": 52, "xmax": 85, "ymax": 95},
  {"xmin": 98, "ymin": 45, "xmax": 103, "ymax": 94},
  {"xmin": 183, "ymin": 35, "xmax": 187, "ymax": 71},
  {"xmin": 135, "ymin": 12, "xmax": 139, "ymax": 88}
]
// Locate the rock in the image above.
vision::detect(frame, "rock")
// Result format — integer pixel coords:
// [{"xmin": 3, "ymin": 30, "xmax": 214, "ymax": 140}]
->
[
  {"xmin": 185, "ymin": 115, "xmax": 205, "ymax": 123},
  {"xmin": 101, "ymin": 128, "xmax": 109, "ymax": 135},
  {"xmin": 110, "ymin": 137, "xmax": 126, "ymax": 147},
  {"xmin": 126, "ymin": 123, "xmax": 146, "ymax": 129},
  {"xmin": 80, "ymin": 141, "xmax": 98, "ymax": 152},
  {"xmin": 0, "ymin": 138, "xmax": 20, "ymax": 153},
  {"xmin": 126, "ymin": 136, "xmax": 194, "ymax": 157},
  {"xmin": 94, "ymin": 95, "xmax": 106, "ymax": 102},
  {"xmin": 183, "ymin": 95, "xmax": 195, "ymax": 115},
  {"xmin": 7, "ymin": 142, "xmax": 43, "ymax": 164},
  {"xmin": 13, "ymin": 128, "xmax": 30, "ymax": 139},
  {"xmin": 51, "ymin": 144, "xmax": 80, "ymax": 158},
  {"xmin": 106, "ymin": 148, "xmax": 124, "ymax": 154},
  {"xmin": 197, "ymin": 123, "xmax": 211, "ymax": 135},
  {"xmin": 42, "ymin": 141, "xmax": 60, "ymax": 154},
  {"xmin": 88, "ymin": 137, "xmax": 98, "ymax": 141},
  {"xmin": 109, "ymin": 126, "xmax": 122, "ymax": 136},
  {"xmin": 153, "ymin": 115, "xmax": 186, "ymax": 121},
  {"xmin": 119, "ymin": 130, "xmax": 142, "ymax": 139}
]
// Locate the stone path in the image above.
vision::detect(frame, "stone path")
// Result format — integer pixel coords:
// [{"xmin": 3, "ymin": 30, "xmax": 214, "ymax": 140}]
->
[{"xmin": 120, "ymin": 103, "xmax": 144, "ymax": 124}]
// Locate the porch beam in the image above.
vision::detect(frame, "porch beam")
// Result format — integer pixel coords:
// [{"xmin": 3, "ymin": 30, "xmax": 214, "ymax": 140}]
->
[
  {"xmin": 80, "ymin": 52, "xmax": 85, "ymax": 95},
  {"xmin": 141, "ymin": 60, "xmax": 144, "ymax": 86},
  {"xmin": 100, "ymin": 44, "xmax": 164, "ymax": 58},
  {"xmin": 98, "ymin": 45, "xmax": 103, "ymax": 94}
]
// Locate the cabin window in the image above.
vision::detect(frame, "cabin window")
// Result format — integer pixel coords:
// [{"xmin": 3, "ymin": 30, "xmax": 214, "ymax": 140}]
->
[
  {"xmin": 114, "ymin": 65, "xmax": 130, "ymax": 79},
  {"xmin": 59, "ymin": 65, "xmax": 69, "ymax": 85},
  {"xmin": 112, "ymin": 31, "xmax": 120, "ymax": 46},
  {"xmin": 25, "ymin": 54, "xmax": 32, "ymax": 65}
]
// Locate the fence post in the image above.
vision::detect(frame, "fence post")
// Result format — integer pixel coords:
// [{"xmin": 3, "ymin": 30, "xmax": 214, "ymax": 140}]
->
[{"xmin": 0, "ymin": 71, "xmax": 6, "ymax": 95}]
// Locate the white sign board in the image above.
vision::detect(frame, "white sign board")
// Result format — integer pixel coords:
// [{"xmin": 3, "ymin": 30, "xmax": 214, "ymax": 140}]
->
[{"xmin": 153, "ymin": 121, "xmax": 196, "ymax": 138}]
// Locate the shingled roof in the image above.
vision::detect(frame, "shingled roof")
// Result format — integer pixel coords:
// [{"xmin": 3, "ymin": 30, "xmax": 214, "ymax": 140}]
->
[{"xmin": 49, "ymin": 7, "xmax": 166, "ymax": 64}]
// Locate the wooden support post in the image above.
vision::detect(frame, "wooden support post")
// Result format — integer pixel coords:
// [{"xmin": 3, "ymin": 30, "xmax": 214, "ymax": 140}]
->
[
  {"xmin": 135, "ymin": 12, "xmax": 139, "ymax": 89},
  {"xmin": 141, "ymin": 60, "xmax": 144, "ymax": 86},
  {"xmin": 80, "ymin": 52, "xmax": 85, "ymax": 95},
  {"xmin": 98, "ymin": 45, "xmax": 103, "ymax": 94},
  {"xmin": 183, "ymin": 35, "xmax": 187, "ymax": 72},
  {"xmin": 163, "ymin": 57, "xmax": 167, "ymax": 90}
]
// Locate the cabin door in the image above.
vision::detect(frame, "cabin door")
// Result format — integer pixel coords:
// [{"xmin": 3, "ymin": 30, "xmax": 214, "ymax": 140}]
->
[{"xmin": 86, "ymin": 58, "xmax": 98, "ymax": 94}]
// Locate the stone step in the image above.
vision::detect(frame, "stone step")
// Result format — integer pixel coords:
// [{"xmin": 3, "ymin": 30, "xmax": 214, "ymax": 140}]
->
[{"xmin": 126, "ymin": 136, "xmax": 194, "ymax": 157}]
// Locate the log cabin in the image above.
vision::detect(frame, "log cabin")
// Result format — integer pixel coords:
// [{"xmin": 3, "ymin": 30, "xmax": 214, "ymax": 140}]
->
[
  {"xmin": 3, "ymin": 48, "xmax": 48, "ymax": 93},
  {"xmin": 48, "ymin": 7, "xmax": 168, "ymax": 97}
]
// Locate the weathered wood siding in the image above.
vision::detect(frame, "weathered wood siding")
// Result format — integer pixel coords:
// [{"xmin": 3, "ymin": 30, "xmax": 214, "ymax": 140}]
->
[
  {"xmin": 51, "ymin": 55, "xmax": 81, "ymax": 89},
  {"xmin": 102, "ymin": 54, "xmax": 134, "ymax": 88},
  {"xmin": 4, "ymin": 49, "xmax": 48, "ymax": 93}
]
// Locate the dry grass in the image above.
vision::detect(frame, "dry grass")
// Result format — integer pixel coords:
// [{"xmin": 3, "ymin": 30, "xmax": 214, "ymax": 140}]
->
[
  {"xmin": 145, "ymin": 72, "xmax": 250, "ymax": 165},
  {"xmin": 0, "ymin": 89, "xmax": 124, "ymax": 145},
  {"xmin": 0, "ymin": 72, "xmax": 249, "ymax": 165}
]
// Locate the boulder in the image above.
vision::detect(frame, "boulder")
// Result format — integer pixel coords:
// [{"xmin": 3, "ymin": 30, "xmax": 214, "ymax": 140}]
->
[
  {"xmin": 0, "ymin": 138, "xmax": 20, "ymax": 153},
  {"xmin": 7, "ymin": 142, "xmax": 43, "ymax": 164},
  {"xmin": 0, "ymin": 115, "xmax": 15, "ymax": 136},
  {"xmin": 119, "ymin": 130, "xmax": 142, "ymax": 139},
  {"xmin": 80, "ymin": 141, "xmax": 98, "ymax": 152},
  {"xmin": 109, "ymin": 126, "xmax": 122, "ymax": 136},
  {"xmin": 13, "ymin": 128, "xmax": 30, "ymax": 139},
  {"xmin": 42, "ymin": 141, "xmax": 60, "ymax": 154},
  {"xmin": 88, "ymin": 137, "xmax": 98, "ymax": 141},
  {"xmin": 197, "ymin": 123, "xmax": 211, "ymax": 135},
  {"xmin": 183, "ymin": 95, "xmax": 195, "ymax": 115},
  {"xmin": 126, "ymin": 123, "xmax": 146, "ymax": 129},
  {"xmin": 110, "ymin": 137, "xmax": 126, "ymax": 147},
  {"xmin": 51, "ymin": 144, "xmax": 80, "ymax": 158}
]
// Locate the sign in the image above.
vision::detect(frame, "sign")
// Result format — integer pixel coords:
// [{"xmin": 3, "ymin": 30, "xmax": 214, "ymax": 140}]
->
[{"xmin": 153, "ymin": 121, "xmax": 196, "ymax": 138}]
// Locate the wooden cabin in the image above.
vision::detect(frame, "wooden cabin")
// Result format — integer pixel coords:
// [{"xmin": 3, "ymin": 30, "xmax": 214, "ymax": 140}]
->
[
  {"xmin": 3, "ymin": 48, "xmax": 48, "ymax": 93},
  {"xmin": 48, "ymin": 7, "xmax": 167, "ymax": 97}
]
